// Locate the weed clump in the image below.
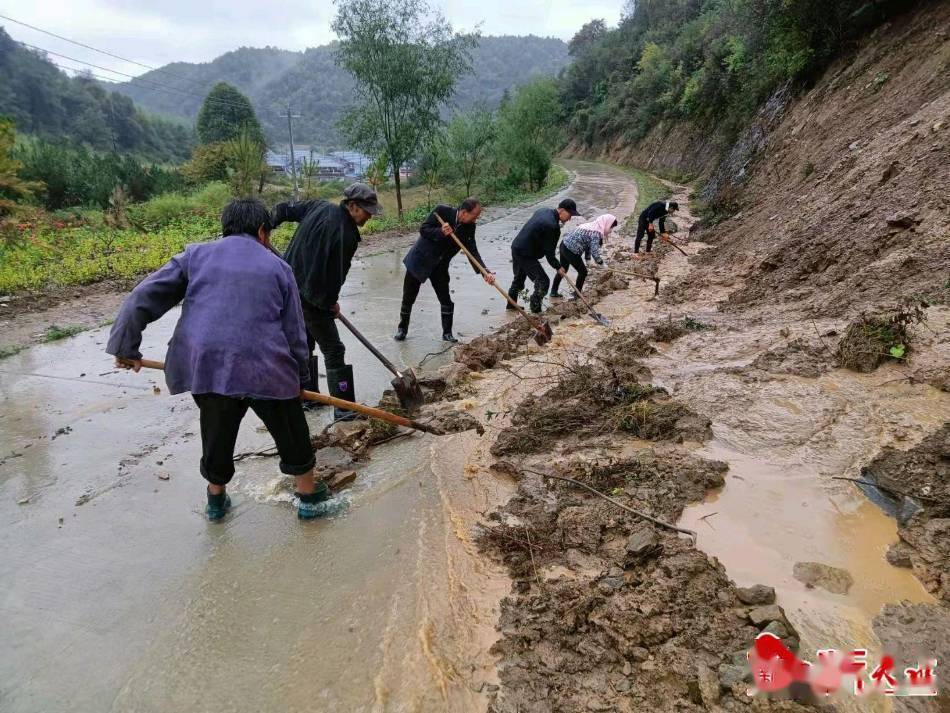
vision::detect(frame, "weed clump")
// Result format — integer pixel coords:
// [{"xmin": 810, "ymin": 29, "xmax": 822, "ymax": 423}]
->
[
  {"xmin": 836, "ymin": 303, "xmax": 926, "ymax": 373},
  {"xmin": 652, "ymin": 315, "xmax": 712, "ymax": 342}
]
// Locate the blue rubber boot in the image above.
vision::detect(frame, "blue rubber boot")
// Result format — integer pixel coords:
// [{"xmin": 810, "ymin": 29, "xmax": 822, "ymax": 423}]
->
[
  {"xmin": 206, "ymin": 488, "xmax": 232, "ymax": 521},
  {"xmin": 296, "ymin": 484, "xmax": 346, "ymax": 520}
]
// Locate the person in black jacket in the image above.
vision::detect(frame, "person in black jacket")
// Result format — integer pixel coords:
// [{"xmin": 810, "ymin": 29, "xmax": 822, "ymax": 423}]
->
[
  {"xmin": 507, "ymin": 198, "xmax": 580, "ymax": 313},
  {"xmin": 273, "ymin": 183, "xmax": 379, "ymax": 421},
  {"xmin": 634, "ymin": 200, "xmax": 678, "ymax": 254},
  {"xmin": 394, "ymin": 198, "xmax": 495, "ymax": 343}
]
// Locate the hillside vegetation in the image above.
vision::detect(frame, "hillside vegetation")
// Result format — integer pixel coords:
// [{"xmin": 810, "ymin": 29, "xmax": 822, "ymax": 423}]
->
[
  {"xmin": 0, "ymin": 29, "xmax": 193, "ymax": 162},
  {"xmin": 113, "ymin": 36, "xmax": 569, "ymax": 145}
]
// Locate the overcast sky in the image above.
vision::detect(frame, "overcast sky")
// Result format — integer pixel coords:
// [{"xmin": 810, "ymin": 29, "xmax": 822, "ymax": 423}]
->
[{"xmin": 1, "ymin": 0, "xmax": 621, "ymax": 78}]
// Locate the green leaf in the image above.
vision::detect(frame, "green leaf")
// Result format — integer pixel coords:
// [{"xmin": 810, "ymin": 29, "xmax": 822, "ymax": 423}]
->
[{"xmin": 889, "ymin": 344, "xmax": 906, "ymax": 359}]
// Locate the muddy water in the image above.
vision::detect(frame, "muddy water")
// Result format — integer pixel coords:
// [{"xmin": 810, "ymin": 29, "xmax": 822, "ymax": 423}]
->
[{"xmin": 0, "ymin": 160, "xmax": 636, "ymax": 712}]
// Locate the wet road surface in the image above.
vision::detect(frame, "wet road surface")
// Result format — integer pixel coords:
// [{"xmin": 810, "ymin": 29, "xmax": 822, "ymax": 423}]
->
[{"xmin": 0, "ymin": 160, "xmax": 636, "ymax": 712}]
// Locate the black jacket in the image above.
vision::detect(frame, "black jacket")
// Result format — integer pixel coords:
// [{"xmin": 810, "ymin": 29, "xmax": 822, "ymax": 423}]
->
[
  {"xmin": 511, "ymin": 207, "xmax": 561, "ymax": 270},
  {"xmin": 639, "ymin": 201, "xmax": 672, "ymax": 232},
  {"xmin": 403, "ymin": 205, "xmax": 487, "ymax": 282},
  {"xmin": 274, "ymin": 200, "xmax": 360, "ymax": 309}
]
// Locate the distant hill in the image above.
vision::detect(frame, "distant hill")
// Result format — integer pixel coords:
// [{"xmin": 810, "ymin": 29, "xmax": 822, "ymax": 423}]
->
[
  {"xmin": 0, "ymin": 28, "xmax": 193, "ymax": 162},
  {"xmin": 113, "ymin": 36, "xmax": 569, "ymax": 146}
]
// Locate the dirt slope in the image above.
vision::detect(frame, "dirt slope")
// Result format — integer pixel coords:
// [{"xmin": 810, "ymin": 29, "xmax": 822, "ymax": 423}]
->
[{"xmin": 671, "ymin": 1, "xmax": 950, "ymax": 317}]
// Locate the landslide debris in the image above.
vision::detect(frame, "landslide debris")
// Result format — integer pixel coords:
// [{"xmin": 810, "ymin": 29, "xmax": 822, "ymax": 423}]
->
[
  {"xmin": 835, "ymin": 303, "xmax": 927, "ymax": 373},
  {"xmin": 480, "ymin": 452, "xmax": 811, "ymax": 712},
  {"xmin": 489, "ymin": 330, "xmax": 709, "ymax": 457},
  {"xmin": 867, "ymin": 424, "xmax": 950, "ymax": 602}
]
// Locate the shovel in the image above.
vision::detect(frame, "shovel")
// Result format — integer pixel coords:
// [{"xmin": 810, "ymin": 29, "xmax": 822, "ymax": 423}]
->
[
  {"xmin": 335, "ymin": 313, "xmax": 425, "ymax": 414},
  {"xmin": 558, "ymin": 272, "xmax": 610, "ymax": 326},
  {"xmin": 434, "ymin": 214, "xmax": 553, "ymax": 346},
  {"xmin": 133, "ymin": 358, "xmax": 445, "ymax": 435}
]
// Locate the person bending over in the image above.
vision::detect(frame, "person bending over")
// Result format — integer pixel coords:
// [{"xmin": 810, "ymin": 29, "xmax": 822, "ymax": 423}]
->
[
  {"xmin": 634, "ymin": 200, "xmax": 678, "ymax": 254},
  {"xmin": 551, "ymin": 213, "xmax": 617, "ymax": 297},
  {"xmin": 107, "ymin": 199, "xmax": 336, "ymax": 521}
]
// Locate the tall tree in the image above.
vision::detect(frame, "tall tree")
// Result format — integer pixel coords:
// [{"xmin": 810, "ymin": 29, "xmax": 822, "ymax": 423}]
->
[
  {"xmin": 497, "ymin": 79, "xmax": 562, "ymax": 190},
  {"xmin": 196, "ymin": 82, "xmax": 263, "ymax": 145},
  {"xmin": 445, "ymin": 107, "xmax": 496, "ymax": 197},
  {"xmin": 332, "ymin": 0, "xmax": 477, "ymax": 216}
]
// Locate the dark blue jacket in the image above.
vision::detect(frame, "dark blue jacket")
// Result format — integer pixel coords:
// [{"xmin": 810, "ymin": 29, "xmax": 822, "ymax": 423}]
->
[
  {"xmin": 403, "ymin": 205, "xmax": 486, "ymax": 282},
  {"xmin": 639, "ymin": 201, "xmax": 673, "ymax": 232}
]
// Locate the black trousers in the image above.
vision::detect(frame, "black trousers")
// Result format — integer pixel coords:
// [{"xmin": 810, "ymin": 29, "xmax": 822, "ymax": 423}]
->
[
  {"xmin": 301, "ymin": 299, "xmax": 345, "ymax": 371},
  {"xmin": 509, "ymin": 252, "xmax": 549, "ymax": 313},
  {"xmin": 193, "ymin": 393, "xmax": 315, "ymax": 486},
  {"xmin": 551, "ymin": 244, "xmax": 588, "ymax": 293},
  {"xmin": 634, "ymin": 217, "xmax": 655, "ymax": 253},
  {"xmin": 401, "ymin": 265, "xmax": 453, "ymax": 312}
]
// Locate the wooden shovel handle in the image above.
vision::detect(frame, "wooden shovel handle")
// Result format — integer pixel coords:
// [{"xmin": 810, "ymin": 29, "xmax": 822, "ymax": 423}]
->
[
  {"xmin": 433, "ymin": 214, "xmax": 549, "ymax": 336},
  {"xmin": 558, "ymin": 270, "xmax": 600, "ymax": 316},
  {"xmin": 133, "ymin": 358, "xmax": 441, "ymax": 434}
]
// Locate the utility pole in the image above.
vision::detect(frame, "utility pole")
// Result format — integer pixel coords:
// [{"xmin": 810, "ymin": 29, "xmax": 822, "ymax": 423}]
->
[{"xmin": 278, "ymin": 106, "xmax": 302, "ymax": 201}]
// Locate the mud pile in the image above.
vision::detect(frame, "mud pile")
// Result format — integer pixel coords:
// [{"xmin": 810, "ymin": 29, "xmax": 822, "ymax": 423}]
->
[
  {"xmin": 489, "ymin": 330, "xmax": 708, "ymax": 457},
  {"xmin": 866, "ymin": 423, "xmax": 950, "ymax": 602},
  {"xmin": 481, "ymin": 452, "xmax": 811, "ymax": 712},
  {"xmin": 664, "ymin": 3, "xmax": 950, "ymax": 318},
  {"xmin": 749, "ymin": 337, "xmax": 832, "ymax": 378}
]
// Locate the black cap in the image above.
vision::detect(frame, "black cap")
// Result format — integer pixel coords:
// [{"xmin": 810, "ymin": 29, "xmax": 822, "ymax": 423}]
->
[
  {"xmin": 558, "ymin": 198, "xmax": 581, "ymax": 217},
  {"xmin": 343, "ymin": 183, "xmax": 382, "ymax": 216}
]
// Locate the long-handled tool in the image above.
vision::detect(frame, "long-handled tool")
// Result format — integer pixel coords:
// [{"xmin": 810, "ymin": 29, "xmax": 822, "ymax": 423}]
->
[
  {"xmin": 133, "ymin": 358, "xmax": 444, "ymax": 435},
  {"xmin": 335, "ymin": 313, "xmax": 425, "ymax": 413},
  {"xmin": 610, "ymin": 268, "xmax": 661, "ymax": 296},
  {"xmin": 558, "ymin": 272, "xmax": 610, "ymax": 326},
  {"xmin": 434, "ymin": 214, "xmax": 553, "ymax": 346}
]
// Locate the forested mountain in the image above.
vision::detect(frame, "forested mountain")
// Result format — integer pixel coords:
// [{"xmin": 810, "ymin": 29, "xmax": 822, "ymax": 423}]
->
[
  {"xmin": 113, "ymin": 36, "xmax": 569, "ymax": 145},
  {"xmin": 0, "ymin": 28, "xmax": 194, "ymax": 162}
]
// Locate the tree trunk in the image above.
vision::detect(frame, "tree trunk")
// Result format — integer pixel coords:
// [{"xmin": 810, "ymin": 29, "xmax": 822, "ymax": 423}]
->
[{"xmin": 393, "ymin": 162, "xmax": 403, "ymax": 218}]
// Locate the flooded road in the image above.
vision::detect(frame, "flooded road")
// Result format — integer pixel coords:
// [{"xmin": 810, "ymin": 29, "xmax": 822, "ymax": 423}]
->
[{"xmin": 0, "ymin": 160, "xmax": 636, "ymax": 712}]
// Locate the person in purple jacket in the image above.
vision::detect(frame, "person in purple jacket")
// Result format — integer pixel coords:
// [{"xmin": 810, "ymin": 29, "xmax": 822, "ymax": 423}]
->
[{"xmin": 106, "ymin": 199, "xmax": 335, "ymax": 522}]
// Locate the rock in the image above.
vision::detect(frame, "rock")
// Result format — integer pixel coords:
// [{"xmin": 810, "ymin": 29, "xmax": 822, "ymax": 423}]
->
[
  {"xmin": 897, "ymin": 496, "xmax": 923, "ymax": 526},
  {"xmin": 326, "ymin": 469, "xmax": 357, "ymax": 490},
  {"xmin": 629, "ymin": 647, "xmax": 649, "ymax": 662},
  {"xmin": 436, "ymin": 361, "xmax": 471, "ymax": 387},
  {"xmin": 885, "ymin": 542, "xmax": 913, "ymax": 568},
  {"xmin": 934, "ymin": 121, "xmax": 945, "ymax": 132},
  {"xmin": 747, "ymin": 604, "xmax": 786, "ymax": 627},
  {"xmin": 597, "ymin": 576, "xmax": 625, "ymax": 595},
  {"xmin": 792, "ymin": 561, "xmax": 854, "ymax": 594},
  {"xmin": 736, "ymin": 584, "xmax": 776, "ymax": 605},
  {"xmin": 885, "ymin": 212, "xmax": 917, "ymax": 229},
  {"xmin": 718, "ymin": 663, "xmax": 750, "ymax": 690},
  {"xmin": 697, "ymin": 662, "xmax": 721, "ymax": 705},
  {"xmin": 157, "ymin": 473, "xmax": 170, "ymax": 481},
  {"xmin": 623, "ymin": 526, "xmax": 662, "ymax": 567},
  {"xmin": 762, "ymin": 620, "xmax": 789, "ymax": 639}
]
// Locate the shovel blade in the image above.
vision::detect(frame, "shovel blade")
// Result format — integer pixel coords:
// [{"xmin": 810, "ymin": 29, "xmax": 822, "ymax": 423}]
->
[
  {"xmin": 391, "ymin": 369, "xmax": 425, "ymax": 414},
  {"xmin": 594, "ymin": 313, "xmax": 610, "ymax": 327},
  {"xmin": 533, "ymin": 319, "xmax": 554, "ymax": 346}
]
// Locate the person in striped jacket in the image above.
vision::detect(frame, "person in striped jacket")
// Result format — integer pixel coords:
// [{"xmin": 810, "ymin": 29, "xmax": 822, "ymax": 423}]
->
[{"xmin": 550, "ymin": 213, "xmax": 617, "ymax": 298}]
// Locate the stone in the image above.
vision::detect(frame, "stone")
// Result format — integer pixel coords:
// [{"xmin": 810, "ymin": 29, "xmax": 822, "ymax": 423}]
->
[
  {"xmin": 623, "ymin": 526, "xmax": 662, "ymax": 567},
  {"xmin": 747, "ymin": 604, "xmax": 786, "ymax": 627},
  {"xmin": 885, "ymin": 212, "xmax": 917, "ymax": 229},
  {"xmin": 697, "ymin": 662, "xmax": 721, "ymax": 706},
  {"xmin": 326, "ymin": 469, "xmax": 357, "ymax": 490},
  {"xmin": 597, "ymin": 576, "xmax": 625, "ymax": 595},
  {"xmin": 762, "ymin": 621, "xmax": 789, "ymax": 639},
  {"xmin": 793, "ymin": 561, "xmax": 854, "ymax": 595},
  {"xmin": 736, "ymin": 584, "xmax": 776, "ymax": 605},
  {"xmin": 897, "ymin": 496, "xmax": 923, "ymax": 526},
  {"xmin": 718, "ymin": 663, "xmax": 751, "ymax": 689},
  {"xmin": 885, "ymin": 542, "xmax": 913, "ymax": 568}
]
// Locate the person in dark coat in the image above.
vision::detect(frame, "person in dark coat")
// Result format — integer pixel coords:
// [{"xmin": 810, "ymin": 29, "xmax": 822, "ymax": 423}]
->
[
  {"xmin": 507, "ymin": 198, "xmax": 580, "ymax": 314},
  {"xmin": 634, "ymin": 200, "xmax": 678, "ymax": 254},
  {"xmin": 394, "ymin": 198, "xmax": 494, "ymax": 343},
  {"xmin": 273, "ymin": 183, "xmax": 379, "ymax": 421}
]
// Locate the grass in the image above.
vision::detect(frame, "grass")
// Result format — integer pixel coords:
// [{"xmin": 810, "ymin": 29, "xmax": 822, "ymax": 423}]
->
[
  {"xmin": 0, "ymin": 165, "xmax": 570, "ymax": 295},
  {"xmin": 0, "ymin": 344, "xmax": 26, "ymax": 359},
  {"xmin": 625, "ymin": 166, "xmax": 672, "ymax": 218},
  {"xmin": 43, "ymin": 324, "xmax": 86, "ymax": 341}
]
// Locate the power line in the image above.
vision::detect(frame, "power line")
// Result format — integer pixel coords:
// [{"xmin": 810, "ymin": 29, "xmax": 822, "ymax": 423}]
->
[
  {"xmin": 0, "ymin": 12, "xmax": 207, "ymax": 89},
  {"xmin": 26, "ymin": 41, "xmax": 258, "ymax": 112}
]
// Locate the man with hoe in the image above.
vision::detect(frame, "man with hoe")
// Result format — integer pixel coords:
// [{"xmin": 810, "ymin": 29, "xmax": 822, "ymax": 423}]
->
[
  {"xmin": 634, "ymin": 199, "xmax": 679, "ymax": 256},
  {"xmin": 507, "ymin": 198, "xmax": 580, "ymax": 313},
  {"xmin": 272, "ymin": 183, "xmax": 381, "ymax": 421},
  {"xmin": 394, "ymin": 198, "xmax": 496, "ymax": 343}
]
